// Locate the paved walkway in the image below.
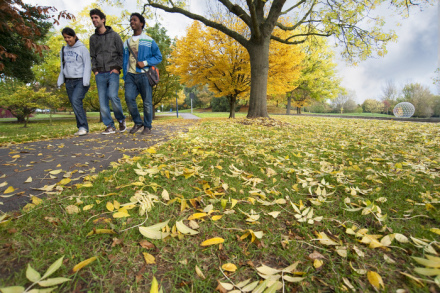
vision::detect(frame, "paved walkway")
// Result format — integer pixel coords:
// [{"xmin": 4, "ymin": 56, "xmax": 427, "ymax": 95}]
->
[
  {"xmin": 0, "ymin": 116, "xmax": 199, "ymax": 213},
  {"xmin": 157, "ymin": 113, "xmax": 200, "ymax": 120}
]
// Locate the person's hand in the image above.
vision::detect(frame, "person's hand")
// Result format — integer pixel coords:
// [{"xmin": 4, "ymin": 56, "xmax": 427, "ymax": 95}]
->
[
  {"xmin": 94, "ymin": 72, "xmax": 98, "ymax": 76},
  {"xmin": 111, "ymin": 69, "xmax": 120, "ymax": 74},
  {"xmin": 136, "ymin": 61, "xmax": 145, "ymax": 69}
]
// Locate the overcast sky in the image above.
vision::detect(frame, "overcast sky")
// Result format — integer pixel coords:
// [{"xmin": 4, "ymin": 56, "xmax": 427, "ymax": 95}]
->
[{"xmin": 28, "ymin": 1, "xmax": 439, "ymax": 103}]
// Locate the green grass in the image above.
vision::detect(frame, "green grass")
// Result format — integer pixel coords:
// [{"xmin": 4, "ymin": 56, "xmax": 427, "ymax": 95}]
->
[
  {"xmin": 1, "ymin": 116, "xmax": 439, "ymax": 292},
  {"xmin": 0, "ymin": 118, "xmax": 103, "ymax": 145},
  {"xmin": 192, "ymin": 112, "xmax": 247, "ymax": 118},
  {"xmin": 303, "ymin": 112, "xmax": 395, "ymax": 117},
  {"xmin": 0, "ymin": 113, "xmax": 177, "ymax": 145}
]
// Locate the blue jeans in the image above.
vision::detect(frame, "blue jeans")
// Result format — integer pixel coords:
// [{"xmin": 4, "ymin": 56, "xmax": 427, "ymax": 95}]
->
[
  {"xmin": 95, "ymin": 72, "xmax": 125, "ymax": 127},
  {"xmin": 65, "ymin": 79, "xmax": 90, "ymax": 131},
  {"xmin": 124, "ymin": 73, "xmax": 153, "ymax": 129}
]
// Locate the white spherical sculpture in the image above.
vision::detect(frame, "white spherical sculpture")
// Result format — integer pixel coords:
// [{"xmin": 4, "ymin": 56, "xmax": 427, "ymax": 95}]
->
[{"xmin": 393, "ymin": 102, "xmax": 415, "ymax": 118}]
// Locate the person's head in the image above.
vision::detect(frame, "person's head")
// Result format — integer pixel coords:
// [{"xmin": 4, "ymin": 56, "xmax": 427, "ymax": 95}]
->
[
  {"xmin": 90, "ymin": 8, "xmax": 106, "ymax": 28},
  {"xmin": 61, "ymin": 27, "xmax": 78, "ymax": 47},
  {"xmin": 130, "ymin": 13, "xmax": 145, "ymax": 30}
]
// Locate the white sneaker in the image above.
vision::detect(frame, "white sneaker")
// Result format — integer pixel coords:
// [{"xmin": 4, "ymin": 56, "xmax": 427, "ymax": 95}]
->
[{"xmin": 75, "ymin": 128, "xmax": 87, "ymax": 136}]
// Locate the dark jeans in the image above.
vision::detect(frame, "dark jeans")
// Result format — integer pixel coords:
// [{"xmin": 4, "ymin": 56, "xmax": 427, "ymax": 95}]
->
[
  {"xmin": 95, "ymin": 72, "xmax": 125, "ymax": 128},
  {"xmin": 124, "ymin": 72, "xmax": 153, "ymax": 129},
  {"xmin": 65, "ymin": 79, "xmax": 90, "ymax": 131}
]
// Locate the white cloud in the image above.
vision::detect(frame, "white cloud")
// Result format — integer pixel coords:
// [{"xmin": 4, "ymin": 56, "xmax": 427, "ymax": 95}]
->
[{"xmin": 336, "ymin": 5, "xmax": 438, "ymax": 103}]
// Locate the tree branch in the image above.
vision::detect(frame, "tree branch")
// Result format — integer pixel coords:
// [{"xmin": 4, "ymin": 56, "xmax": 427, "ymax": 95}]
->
[
  {"xmin": 280, "ymin": 0, "xmax": 307, "ymax": 15},
  {"xmin": 264, "ymin": 0, "xmax": 288, "ymax": 34},
  {"xmin": 270, "ymin": 35, "xmax": 308, "ymax": 45},
  {"xmin": 218, "ymin": 0, "xmax": 252, "ymax": 26},
  {"xmin": 246, "ymin": 0, "xmax": 261, "ymax": 40},
  {"xmin": 276, "ymin": 0, "xmax": 317, "ymax": 31},
  {"xmin": 144, "ymin": 0, "xmax": 250, "ymax": 48}
]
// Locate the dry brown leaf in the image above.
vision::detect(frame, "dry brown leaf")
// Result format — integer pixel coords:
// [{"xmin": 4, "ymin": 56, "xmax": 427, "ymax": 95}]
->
[
  {"xmin": 111, "ymin": 238, "xmax": 123, "ymax": 247},
  {"xmin": 139, "ymin": 240, "xmax": 155, "ymax": 249},
  {"xmin": 309, "ymin": 251, "xmax": 325, "ymax": 260},
  {"xmin": 65, "ymin": 205, "xmax": 80, "ymax": 214}
]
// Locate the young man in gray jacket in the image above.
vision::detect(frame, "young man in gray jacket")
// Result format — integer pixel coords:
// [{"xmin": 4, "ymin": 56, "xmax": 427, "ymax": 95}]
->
[{"xmin": 89, "ymin": 8, "xmax": 126, "ymax": 134}]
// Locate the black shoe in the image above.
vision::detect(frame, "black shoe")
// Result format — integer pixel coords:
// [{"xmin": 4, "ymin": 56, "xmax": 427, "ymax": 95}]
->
[
  {"xmin": 141, "ymin": 127, "xmax": 151, "ymax": 135},
  {"xmin": 118, "ymin": 120, "xmax": 127, "ymax": 133},
  {"xmin": 129, "ymin": 124, "xmax": 143, "ymax": 134},
  {"xmin": 102, "ymin": 126, "xmax": 116, "ymax": 135}
]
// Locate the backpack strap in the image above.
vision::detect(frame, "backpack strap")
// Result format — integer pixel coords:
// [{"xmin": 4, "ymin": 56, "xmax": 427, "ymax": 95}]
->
[
  {"xmin": 62, "ymin": 46, "xmax": 66, "ymax": 67},
  {"xmin": 126, "ymin": 39, "xmax": 148, "ymax": 73},
  {"xmin": 62, "ymin": 46, "xmax": 66, "ymax": 80}
]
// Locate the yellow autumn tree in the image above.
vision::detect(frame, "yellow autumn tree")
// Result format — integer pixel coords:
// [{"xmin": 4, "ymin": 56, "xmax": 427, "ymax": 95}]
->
[
  {"xmin": 168, "ymin": 20, "xmax": 303, "ymax": 118},
  {"xmin": 288, "ymin": 36, "xmax": 342, "ymax": 114},
  {"xmin": 168, "ymin": 21, "xmax": 249, "ymax": 118}
]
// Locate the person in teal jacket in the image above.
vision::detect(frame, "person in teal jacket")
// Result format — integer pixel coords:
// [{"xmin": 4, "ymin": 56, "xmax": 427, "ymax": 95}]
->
[{"xmin": 123, "ymin": 13, "xmax": 162, "ymax": 135}]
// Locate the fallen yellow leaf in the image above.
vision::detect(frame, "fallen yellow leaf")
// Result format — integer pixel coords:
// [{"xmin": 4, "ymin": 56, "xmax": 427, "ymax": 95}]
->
[
  {"xmin": 314, "ymin": 259, "xmax": 323, "ymax": 269},
  {"xmin": 87, "ymin": 229, "xmax": 116, "ymax": 236},
  {"xmin": 367, "ymin": 271, "xmax": 384, "ymax": 290},
  {"xmin": 195, "ymin": 265, "xmax": 205, "ymax": 279},
  {"xmin": 58, "ymin": 178, "xmax": 71, "ymax": 185},
  {"xmin": 150, "ymin": 276, "xmax": 159, "ymax": 293},
  {"xmin": 211, "ymin": 215, "xmax": 222, "ymax": 221},
  {"xmin": 143, "ymin": 252, "xmax": 156, "ymax": 264},
  {"xmin": 188, "ymin": 213, "xmax": 207, "ymax": 220},
  {"xmin": 4, "ymin": 186, "xmax": 15, "ymax": 194},
  {"xmin": 31, "ymin": 196, "xmax": 42, "ymax": 205},
  {"xmin": 430, "ymin": 228, "xmax": 440, "ymax": 235},
  {"xmin": 106, "ymin": 202, "xmax": 114, "ymax": 212},
  {"xmin": 83, "ymin": 204, "xmax": 94, "ymax": 211},
  {"xmin": 222, "ymin": 263, "xmax": 237, "ymax": 272},
  {"xmin": 201, "ymin": 237, "xmax": 224, "ymax": 246},
  {"xmin": 72, "ymin": 256, "xmax": 97, "ymax": 273},
  {"xmin": 113, "ymin": 208, "xmax": 130, "ymax": 218}
]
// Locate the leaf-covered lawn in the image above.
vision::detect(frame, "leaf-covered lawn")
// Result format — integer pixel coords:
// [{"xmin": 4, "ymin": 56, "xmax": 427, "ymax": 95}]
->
[{"xmin": 1, "ymin": 116, "xmax": 439, "ymax": 292}]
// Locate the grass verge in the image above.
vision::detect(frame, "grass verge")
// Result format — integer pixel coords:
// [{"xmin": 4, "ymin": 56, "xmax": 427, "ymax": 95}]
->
[
  {"xmin": 1, "ymin": 116, "xmax": 439, "ymax": 292},
  {"xmin": 0, "ymin": 114, "xmax": 178, "ymax": 146}
]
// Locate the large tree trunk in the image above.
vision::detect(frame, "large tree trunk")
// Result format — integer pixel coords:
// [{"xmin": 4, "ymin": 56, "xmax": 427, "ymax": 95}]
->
[
  {"xmin": 16, "ymin": 115, "xmax": 25, "ymax": 123},
  {"xmin": 228, "ymin": 95, "xmax": 236, "ymax": 119},
  {"xmin": 247, "ymin": 40, "xmax": 270, "ymax": 118},
  {"xmin": 286, "ymin": 96, "xmax": 291, "ymax": 115},
  {"xmin": 24, "ymin": 115, "xmax": 30, "ymax": 128}
]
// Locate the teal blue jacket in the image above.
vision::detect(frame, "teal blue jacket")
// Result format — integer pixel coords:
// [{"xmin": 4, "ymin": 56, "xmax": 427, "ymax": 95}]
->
[{"xmin": 122, "ymin": 33, "xmax": 162, "ymax": 80}]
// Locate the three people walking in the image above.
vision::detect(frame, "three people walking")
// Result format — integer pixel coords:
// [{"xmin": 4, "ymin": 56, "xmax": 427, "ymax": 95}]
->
[{"xmin": 58, "ymin": 9, "xmax": 161, "ymax": 136}]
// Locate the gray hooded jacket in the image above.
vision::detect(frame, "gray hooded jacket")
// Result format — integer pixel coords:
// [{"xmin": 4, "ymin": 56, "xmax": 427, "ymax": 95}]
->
[
  {"xmin": 89, "ymin": 26, "xmax": 123, "ymax": 73},
  {"xmin": 57, "ymin": 40, "xmax": 91, "ymax": 87}
]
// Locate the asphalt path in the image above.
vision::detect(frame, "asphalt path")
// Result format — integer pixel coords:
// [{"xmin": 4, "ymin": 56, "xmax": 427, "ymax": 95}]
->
[{"xmin": 0, "ymin": 116, "xmax": 199, "ymax": 213}]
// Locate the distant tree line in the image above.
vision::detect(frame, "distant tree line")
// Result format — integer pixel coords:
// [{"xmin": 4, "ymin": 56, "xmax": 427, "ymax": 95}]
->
[{"xmin": 304, "ymin": 81, "xmax": 440, "ymax": 118}]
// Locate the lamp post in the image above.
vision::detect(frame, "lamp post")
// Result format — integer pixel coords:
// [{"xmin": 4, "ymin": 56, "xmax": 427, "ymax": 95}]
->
[
  {"xmin": 190, "ymin": 92, "xmax": 195, "ymax": 114},
  {"xmin": 176, "ymin": 92, "xmax": 179, "ymax": 118}
]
